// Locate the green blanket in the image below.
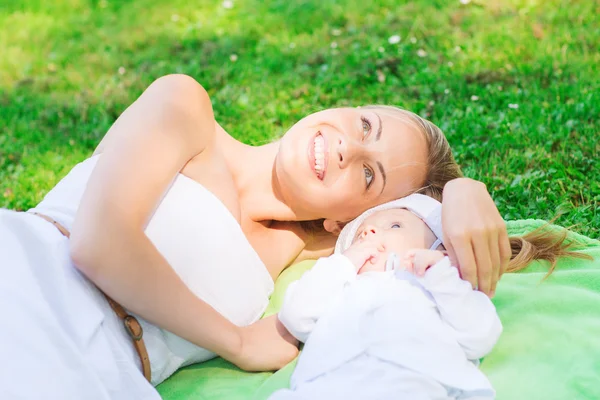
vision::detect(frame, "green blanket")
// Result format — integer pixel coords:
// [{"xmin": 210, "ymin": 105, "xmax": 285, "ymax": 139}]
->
[{"xmin": 157, "ymin": 220, "xmax": 600, "ymax": 400}]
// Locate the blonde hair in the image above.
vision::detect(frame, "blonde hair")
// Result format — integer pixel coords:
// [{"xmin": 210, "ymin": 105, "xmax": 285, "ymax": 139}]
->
[
  {"xmin": 362, "ymin": 105, "xmax": 463, "ymax": 201},
  {"xmin": 507, "ymin": 224, "xmax": 593, "ymax": 278},
  {"xmin": 369, "ymin": 107, "xmax": 593, "ymax": 275}
]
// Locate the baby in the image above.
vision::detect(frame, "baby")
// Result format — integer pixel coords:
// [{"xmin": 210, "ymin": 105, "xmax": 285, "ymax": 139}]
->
[{"xmin": 270, "ymin": 194, "xmax": 501, "ymax": 400}]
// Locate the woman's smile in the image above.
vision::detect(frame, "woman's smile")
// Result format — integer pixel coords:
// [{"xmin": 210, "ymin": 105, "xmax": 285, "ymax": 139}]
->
[{"xmin": 308, "ymin": 132, "xmax": 329, "ymax": 180}]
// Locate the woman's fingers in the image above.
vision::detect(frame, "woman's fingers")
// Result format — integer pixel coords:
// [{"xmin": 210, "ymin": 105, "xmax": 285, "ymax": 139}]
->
[
  {"xmin": 472, "ymin": 230, "xmax": 493, "ymax": 295},
  {"xmin": 441, "ymin": 178, "xmax": 509, "ymax": 296},
  {"xmin": 487, "ymin": 225, "xmax": 501, "ymax": 296},
  {"xmin": 498, "ymin": 223, "xmax": 512, "ymax": 276},
  {"xmin": 446, "ymin": 231, "xmax": 478, "ymax": 288}
]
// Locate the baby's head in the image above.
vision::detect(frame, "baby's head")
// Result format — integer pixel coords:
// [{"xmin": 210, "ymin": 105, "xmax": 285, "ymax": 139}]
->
[
  {"xmin": 354, "ymin": 207, "xmax": 439, "ymax": 251},
  {"xmin": 335, "ymin": 194, "xmax": 443, "ymax": 273}
]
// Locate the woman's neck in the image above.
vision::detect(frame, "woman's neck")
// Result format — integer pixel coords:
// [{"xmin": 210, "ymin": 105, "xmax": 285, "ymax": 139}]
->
[{"xmin": 217, "ymin": 127, "xmax": 300, "ymax": 223}]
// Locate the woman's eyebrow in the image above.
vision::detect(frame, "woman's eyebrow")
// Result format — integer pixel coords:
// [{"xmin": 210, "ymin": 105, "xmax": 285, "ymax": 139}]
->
[
  {"xmin": 377, "ymin": 161, "xmax": 386, "ymax": 195},
  {"xmin": 375, "ymin": 112, "xmax": 383, "ymax": 141}
]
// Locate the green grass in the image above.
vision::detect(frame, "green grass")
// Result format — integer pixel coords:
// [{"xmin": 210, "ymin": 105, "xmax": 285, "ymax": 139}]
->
[{"xmin": 1, "ymin": 0, "xmax": 598, "ymax": 237}]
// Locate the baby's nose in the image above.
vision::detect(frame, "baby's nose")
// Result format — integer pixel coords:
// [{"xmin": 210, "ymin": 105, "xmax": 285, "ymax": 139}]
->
[{"xmin": 361, "ymin": 225, "xmax": 378, "ymax": 238}]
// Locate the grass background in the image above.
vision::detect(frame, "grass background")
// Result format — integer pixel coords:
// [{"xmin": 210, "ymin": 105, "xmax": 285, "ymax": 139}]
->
[{"xmin": 1, "ymin": 0, "xmax": 598, "ymax": 236}]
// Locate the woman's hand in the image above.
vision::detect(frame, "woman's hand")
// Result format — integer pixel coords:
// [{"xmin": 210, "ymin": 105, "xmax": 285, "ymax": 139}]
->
[
  {"xmin": 441, "ymin": 178, "xmax": 511, "ymax": 297},
  {"xmin": 232, "ymin": 315, "xmax": 299, "ymax": 372}
]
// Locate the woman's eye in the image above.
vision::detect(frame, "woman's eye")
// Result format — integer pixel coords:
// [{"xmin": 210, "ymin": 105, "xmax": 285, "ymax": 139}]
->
[
  {"xmin": 391, "ymin": 223, "xmax": 401, "ymax": 229},
  {"xmin": 361, "ymin": 117, "xmax": 371, "ymax": 139},
  {"xmin": 364, "ymin": 166, "xmax": 373, "ymax": 187}
]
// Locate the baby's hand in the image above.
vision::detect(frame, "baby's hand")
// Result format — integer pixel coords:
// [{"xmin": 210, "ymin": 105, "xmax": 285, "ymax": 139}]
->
[
  {"xmin": 402, "ymin": 249, "xmax": 446, "ymax": 276},
  {"xmin": 343, "ymin": 241, "xmax": 385, "ymax": 273}
]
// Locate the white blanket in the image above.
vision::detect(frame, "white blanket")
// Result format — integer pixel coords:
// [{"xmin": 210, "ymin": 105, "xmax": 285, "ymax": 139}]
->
[{"xmin": 273, "ymin": 255, "xmax": 502, "ymax": 399}]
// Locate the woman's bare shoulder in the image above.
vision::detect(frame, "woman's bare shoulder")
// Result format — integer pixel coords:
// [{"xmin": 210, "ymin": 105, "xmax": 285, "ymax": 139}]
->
[{"xmin": 93, "ymin": 74, "xmax": 217, "ymax": 156}]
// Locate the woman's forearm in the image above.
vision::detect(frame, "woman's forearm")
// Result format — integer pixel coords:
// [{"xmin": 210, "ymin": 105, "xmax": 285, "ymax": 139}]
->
[{"xmin": 71, "ymin": 223, "xmax": 242, "ymax": 361}]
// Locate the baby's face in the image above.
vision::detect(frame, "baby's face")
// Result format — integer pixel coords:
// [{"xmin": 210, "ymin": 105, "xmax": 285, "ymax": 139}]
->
[{"xmin": 352, "ymin": 208, "xmax": 437, "ymax": 273}]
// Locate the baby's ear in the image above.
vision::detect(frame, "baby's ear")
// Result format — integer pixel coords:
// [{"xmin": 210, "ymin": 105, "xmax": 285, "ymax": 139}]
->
[{"xmin": 323, "ymin": 219, "xmax": 345, "ymax": 236}]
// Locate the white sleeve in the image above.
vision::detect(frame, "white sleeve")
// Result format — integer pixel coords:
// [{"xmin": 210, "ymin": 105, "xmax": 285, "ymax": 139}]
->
[
  {"xmin": 419, "ymin": 258, "xmax": 503, "ymax": 360},
  {"xmin": 278, "ymin": 254, "xmax": 357, "ymax": 343}
]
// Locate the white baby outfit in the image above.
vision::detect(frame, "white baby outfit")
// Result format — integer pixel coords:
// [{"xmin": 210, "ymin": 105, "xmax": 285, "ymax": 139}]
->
[{"xmin": 272, "ymin": 195, "xmax": 502, "ymax": 400}]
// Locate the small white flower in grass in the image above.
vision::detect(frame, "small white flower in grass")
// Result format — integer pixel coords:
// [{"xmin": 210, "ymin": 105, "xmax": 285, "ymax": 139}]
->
[
  {"xmin": 171, "ymin": 14, "xmax": 180, "ymax": 22},
  {"xmin": 410, "ymin": 37, "xmax": 417, "ymax": 44},
  {"xmin": 388, "ymin": 35, "xmax": 401, "ymax": 44},
  {"xmin": 454, "ymin": 46, "xmax": 462, "ymax": 53},
  {"xmin": 330, "ymin": 41, "xmax": 338, "ymax": 49},
  {"xmin": 429, "ymin": 101, "xmax": 435, "ymax": 106},
  {"xmin": 222, "ymin": 0, "xmax": 233, "ymax": 9},
  {"xmin": 118, "ymin": 66, "xmax": 126, "ymax": 75},
  {"xmin": 417, "ymin": 49, "xmax": 427, "ymax": 57},
  {"xmin": 289, "ymin": 42, "xmax": 296, "ymax": 49},
  {"xmin": 444, "ymin": 89, "xmax": 450, "ymax": 94},
  {"xmin": 321, "ymin": 64, "xmax": 329, "ymax": 71},
  {"xmin": 508, "ymin": 103, "xmax": 519, "ymax": 109},
  {"xmin": 460, "ymin": 0, "xmax": 471, "ymax": 4},
  {"xmin": 378, "ymin": 46, "xmax": 385, "ymax": 53},
  {"xmin": 229, "ymin": 54, "xmax": 238, "ymax": 62},
  {"xmin": 447, "ymin": 61, "xmax": 454, "ymax": 67},
  {"xmin": 471, "ymin": 95, "xmax": 479, "ymax": 101},
  {"xmin": 332, "ymin": 28, "xmax": 342, "ymax": 36}
]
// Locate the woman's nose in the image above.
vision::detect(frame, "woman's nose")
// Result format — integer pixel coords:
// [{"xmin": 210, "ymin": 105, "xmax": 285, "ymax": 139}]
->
[{"xmin": 336, "ymin": 137, "xmax": 363, "ymax": 169}]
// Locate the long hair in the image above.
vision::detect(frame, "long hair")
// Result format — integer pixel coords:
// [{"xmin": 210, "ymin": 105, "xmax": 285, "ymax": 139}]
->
[
  {"xmin": 363, "ymin": 105, "xmax": 462, "ymax": 201},
  {"xmin": 507, "ymin": 224, "xmax": 592, "ymax": 278}
]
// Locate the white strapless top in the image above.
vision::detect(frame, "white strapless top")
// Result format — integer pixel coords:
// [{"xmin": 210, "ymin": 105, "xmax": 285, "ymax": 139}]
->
[{"xmin": 29, "ymin": 155, "xmax": 274, "ymax": 384}]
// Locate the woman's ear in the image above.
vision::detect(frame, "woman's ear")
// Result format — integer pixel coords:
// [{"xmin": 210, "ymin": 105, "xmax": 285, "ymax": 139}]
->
[{"xmin": 323, "ymin": 219, "xmax": 344, "ymax": 236}]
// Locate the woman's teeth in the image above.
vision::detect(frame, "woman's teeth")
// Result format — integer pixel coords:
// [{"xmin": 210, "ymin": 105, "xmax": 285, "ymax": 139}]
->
[{"xmin": 314, "ymin": 134, "xmax": 325, "ymax": 178}]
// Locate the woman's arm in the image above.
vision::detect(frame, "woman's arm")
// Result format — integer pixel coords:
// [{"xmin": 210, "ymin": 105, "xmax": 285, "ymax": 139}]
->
[
  {"xmin": 69, "ymin": 74, "xmax": 294, "ymax": 370},
  {"xmin": 441, "ymin": 178, "xmax": 512, "ymax": 297}
]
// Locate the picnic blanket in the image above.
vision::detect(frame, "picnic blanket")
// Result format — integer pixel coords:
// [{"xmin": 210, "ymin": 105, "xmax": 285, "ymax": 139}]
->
[{"xmin": 157, "ymin": 219, "xmax": 600, "ymax": 400}]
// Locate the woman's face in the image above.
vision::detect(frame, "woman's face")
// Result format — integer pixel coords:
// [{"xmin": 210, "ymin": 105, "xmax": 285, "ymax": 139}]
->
[{"xmin": 275, "ymin": 107, "xmax": 428, "ymax": 223}]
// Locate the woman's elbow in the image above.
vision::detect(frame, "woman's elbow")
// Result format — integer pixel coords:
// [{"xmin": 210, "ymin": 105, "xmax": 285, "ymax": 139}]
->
[
  {"xmin": 147, "ymin": 74, "xmax": 215, "ymax": 145},
  {"xmin": 69, "ymin": 231, "xmax": 102, "ymax": 278},
  {"xmin": 150, "ymin": 74, "xmax": 211, "ymax": 113},
  {"xmin": 69, "ymin": 224, "xmax": 117, "ymax": 280}
]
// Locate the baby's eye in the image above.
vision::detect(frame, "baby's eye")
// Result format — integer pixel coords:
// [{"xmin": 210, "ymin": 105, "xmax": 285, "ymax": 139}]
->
[{"xmin": 391, "ymin": 223, "xmax": 401, "ymax": 229}]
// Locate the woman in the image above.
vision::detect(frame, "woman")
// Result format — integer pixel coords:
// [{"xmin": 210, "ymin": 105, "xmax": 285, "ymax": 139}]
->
[{"xmin": 0, "ymin": 75, "xmax": 509, "ymax": 399}]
